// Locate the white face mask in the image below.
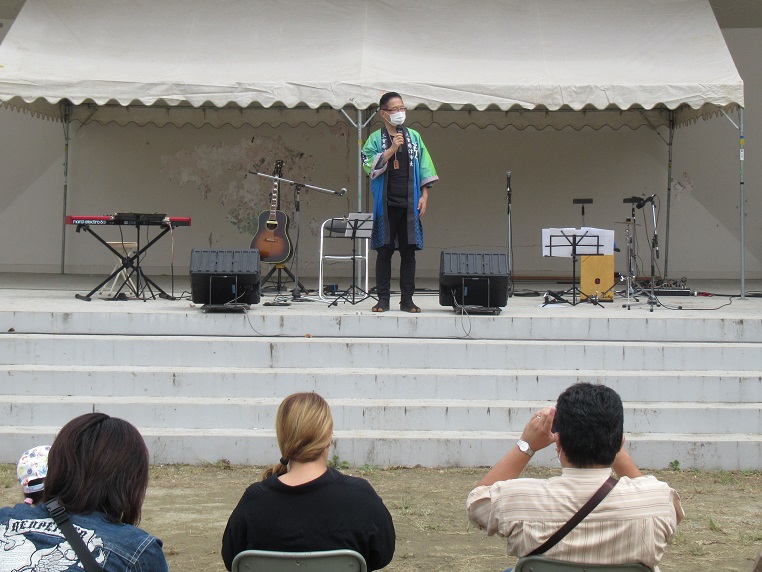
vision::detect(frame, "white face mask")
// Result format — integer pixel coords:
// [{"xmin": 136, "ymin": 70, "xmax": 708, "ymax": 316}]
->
[{"xmin": 388, "ymin": 111, "xmax": 406, "ymax": 126}]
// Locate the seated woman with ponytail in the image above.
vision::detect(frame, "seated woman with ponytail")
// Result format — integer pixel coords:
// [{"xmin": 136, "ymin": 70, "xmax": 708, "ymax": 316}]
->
[{"xmin": 221, "ymin": 392, "xmax": 395, "ymax": 571}]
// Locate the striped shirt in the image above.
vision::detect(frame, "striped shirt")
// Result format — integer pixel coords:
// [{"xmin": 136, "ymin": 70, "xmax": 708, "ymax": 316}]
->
[{"xmin": 466, "ymin": 468, "xmax": 683, "ymax": 571}]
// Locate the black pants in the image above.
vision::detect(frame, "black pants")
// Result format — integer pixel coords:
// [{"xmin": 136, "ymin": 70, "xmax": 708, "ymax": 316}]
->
[{"xmin": 375, "ymin": 206, "xmax": 416, "ymax": 304}]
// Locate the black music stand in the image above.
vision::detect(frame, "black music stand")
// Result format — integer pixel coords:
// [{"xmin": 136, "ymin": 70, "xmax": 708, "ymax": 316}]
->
[
  {"xmin": 332, "ymin": 213, "xmax": 375, "ymax": 305},
  {"xmin": 542, "ymin": 228, "xmax": 605, "ymax": 307},
  {"xmin": 73, "ymin": 217, "xmax": 176, "ymax": 302}
]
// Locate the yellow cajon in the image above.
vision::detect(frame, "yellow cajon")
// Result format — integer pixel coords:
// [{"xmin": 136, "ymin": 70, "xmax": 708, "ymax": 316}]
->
[{"xmin": 580, "ymin": 255, "xmax": 615, "ymax": 302}]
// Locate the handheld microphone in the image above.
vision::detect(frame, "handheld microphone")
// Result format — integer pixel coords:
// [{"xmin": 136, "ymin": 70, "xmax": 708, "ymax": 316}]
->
[
  {"xmin": 506, "ymin": 171, "xmax": 512, "ymax": 203},
  {"xmin": 636, "ymin": 194, "xmax": 656, "ymax": 209},
  {"xmin": 339, "ymin": 188, "xmax": 347, "ymax": 197}
]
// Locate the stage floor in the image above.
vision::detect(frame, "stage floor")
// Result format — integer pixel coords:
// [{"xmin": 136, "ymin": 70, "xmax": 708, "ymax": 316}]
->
[
  {"xmin": 2, "ymin": 271, "xmax": 761, "ymax": 470},
  {"xmin": 1, "ymin": 272, "xmax": 760, "ymax": 323}
]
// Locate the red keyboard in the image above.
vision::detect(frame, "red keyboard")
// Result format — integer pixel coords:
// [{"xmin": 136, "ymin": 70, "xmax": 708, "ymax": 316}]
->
[{"xmin": 65, "ymin": 215, "xmax": 191, "ymax": 227}]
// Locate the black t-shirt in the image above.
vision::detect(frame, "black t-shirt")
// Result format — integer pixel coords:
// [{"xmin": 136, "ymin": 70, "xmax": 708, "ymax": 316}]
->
[
  {"xmin": 221, "ymin": 468, "xmax": 396, "ymax": 571},
  {"xmin": 386, "ymin": 135, "xmax": 409, "ymax": 208}
]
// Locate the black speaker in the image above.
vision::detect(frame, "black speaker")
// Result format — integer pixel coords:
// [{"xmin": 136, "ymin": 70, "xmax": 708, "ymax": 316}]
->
[
  {"xmin": 439, "ymin": 251, "xmax": 509, "ymax": 308},
  {"xmin": 190, "ymin": 249, "xmax": 261, "ymax": 306}
]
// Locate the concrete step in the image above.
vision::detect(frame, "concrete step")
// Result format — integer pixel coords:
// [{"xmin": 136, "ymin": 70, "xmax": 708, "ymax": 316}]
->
[
  {"xmin": 2, "ymin": 334, "xmax": 761, "ymax": 371},
  {"xmin": 3, "ymin": 365, "xmax": 761, "ymax": 402},
  {"xmin": 5, "ymin": 308, "xmax": 762, "ymax": 343},
  {"xmin": 0, "ymin": 396, "xmax": 759, "ymax": 435},
  {"xmin": 0, "ymin": 424, "xmax": 758, "ymax": 470}
]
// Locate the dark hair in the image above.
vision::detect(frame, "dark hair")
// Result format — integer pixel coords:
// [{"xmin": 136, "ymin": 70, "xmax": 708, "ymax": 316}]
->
[
  {"xmin": 553, "ymin": 383, "xmax": 624, "ymax": 467},
  {"xmin": 43, "ymin": 413, "xmax": 150, "ymax": 525},
  {"xmin": 379, "ymin": 92, "xmax": 402, "ymax": 109}
]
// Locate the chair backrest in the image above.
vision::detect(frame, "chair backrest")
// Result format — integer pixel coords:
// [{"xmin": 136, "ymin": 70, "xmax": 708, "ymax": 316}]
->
[
  {"xmin": 514, "ymin": 556, "xmax": 653, "ymax": 572},
  {"xmin": 231, "ymin": 549, "xmax": 368, "ymax": 572},
  {"xmin": 323, "ymin": 218, "xmax": 349, "ymax": 236}
]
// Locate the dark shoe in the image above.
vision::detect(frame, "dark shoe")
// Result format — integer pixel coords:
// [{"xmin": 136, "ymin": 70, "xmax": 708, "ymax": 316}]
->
[
  {"xmin": 400, "ymin": 301, "xmax": 421, "ymax": 313},
  {"xmin": 372, "ymin": 300, "xmax": 390, "ymax": 313}
]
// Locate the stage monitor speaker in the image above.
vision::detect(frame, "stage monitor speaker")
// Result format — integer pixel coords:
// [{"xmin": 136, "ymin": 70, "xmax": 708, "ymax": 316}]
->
[
  {"xmin": 190, "ymin": 249, "xmax": 261, "ymax": 306},
  {"xmin": 439, "ymin": 251, "xmax": 509, "ymax": 308}
]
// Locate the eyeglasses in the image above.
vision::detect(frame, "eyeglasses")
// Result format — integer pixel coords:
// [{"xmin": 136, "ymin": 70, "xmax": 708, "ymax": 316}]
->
[{"xmin": 382, "ymin": 106, "xmax": 406, "ymax": 113}]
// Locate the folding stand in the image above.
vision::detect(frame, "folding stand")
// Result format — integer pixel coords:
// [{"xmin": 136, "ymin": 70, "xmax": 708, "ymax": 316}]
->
[
  {"xmin": 643, "ymin": 199, "xmax": 662, "ymax": 312},
  {"xmin": 260, "ymin": 263, "xmax": 306, "ymax": 296},
  {"xmin": 619, "ymin": 200, "xmax": 646, "ymax": 310},
  {"xmin": 73, "ymin": 221, "xmax": 176, "ymax": 302},
  {"xmin": 620, "ymin": 199, "xmax": 661, "ymax": 311},
  {"xmin": 331, "ymin": 213, "xmax": 375, "ymax": 305},
  {"xmin": 542, "ymin": 227, "xmax": 613, "ymax": 307}
]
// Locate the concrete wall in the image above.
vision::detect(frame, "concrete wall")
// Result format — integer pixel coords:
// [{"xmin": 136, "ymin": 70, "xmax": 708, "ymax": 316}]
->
[{"xmin": 0, "ymin": 29, "xmax": 759, "ymax": 282}]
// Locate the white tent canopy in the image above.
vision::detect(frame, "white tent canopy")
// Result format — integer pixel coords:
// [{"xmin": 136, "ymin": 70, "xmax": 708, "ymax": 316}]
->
[
  {"xmin": 0, "ymin": 0, "xmax": 747, "ymax": 291},
  {"xmin": 0, "ymin": 0, "xmax": 743, "ymax": 129}
]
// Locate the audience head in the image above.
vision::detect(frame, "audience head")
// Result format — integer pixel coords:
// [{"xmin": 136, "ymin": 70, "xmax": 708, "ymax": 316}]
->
[
  {"xmin": 553, "ymin": 383, "xmax": 624, "ymax": 467},
  {"xmin": 17, "ymin": 445, "xmax": 51, "ymax": 505},
  {"xmin": 262, "ymin": 392, "xmax": 334, "ymax": 480},
  {"xmin": 43, "ymin": 412, "xmax": 150, "ymax": 525}
]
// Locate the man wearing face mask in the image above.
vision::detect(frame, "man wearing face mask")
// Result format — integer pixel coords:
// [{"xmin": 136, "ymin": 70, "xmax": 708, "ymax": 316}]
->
[{"xmin": 361, "ymin": 92, "xmax": 439, "ymax": 313}]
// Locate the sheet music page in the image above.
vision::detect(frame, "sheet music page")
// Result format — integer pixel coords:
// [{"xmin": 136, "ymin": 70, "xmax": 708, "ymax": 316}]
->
[
  {"xmin": 542, "ymin": 227, "xmax": 614, "ymax": 257},
  {"xmin": 344, "ymin": 213, "xmax": 374, "ymax": 238}
]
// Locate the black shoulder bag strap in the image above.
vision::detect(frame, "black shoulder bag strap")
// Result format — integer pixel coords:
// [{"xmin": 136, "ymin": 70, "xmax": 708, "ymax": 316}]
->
[
  {"xmin": 44, "ymin": 498, "xmax": 104, "ymax": 572},
  {"xmin": 528, "ymin": 475, "xmax": 618, "ymax": 556}
]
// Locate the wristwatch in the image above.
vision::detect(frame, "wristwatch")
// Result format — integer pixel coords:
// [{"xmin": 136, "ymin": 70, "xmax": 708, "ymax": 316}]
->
[{"xmin": 517, "ymin": 439, "xmax": 534, "ymax": 457}]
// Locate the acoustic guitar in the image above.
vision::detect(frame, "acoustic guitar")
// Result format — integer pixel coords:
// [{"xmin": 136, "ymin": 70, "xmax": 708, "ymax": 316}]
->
[{"xmin": 250, "ymin": 160, "xmax": 292, "ymax": 264}]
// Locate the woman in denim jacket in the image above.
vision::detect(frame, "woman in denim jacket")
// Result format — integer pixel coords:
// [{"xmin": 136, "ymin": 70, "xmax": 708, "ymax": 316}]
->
[{"xmin": 0, "ymin": 413, "xmax": 168, "ymax": 571}]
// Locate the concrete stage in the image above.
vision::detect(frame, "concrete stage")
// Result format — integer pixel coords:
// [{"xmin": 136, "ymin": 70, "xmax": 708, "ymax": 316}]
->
[{"xmin": 1, "ymin": 272, "xmax": 760, "ymax": 470}]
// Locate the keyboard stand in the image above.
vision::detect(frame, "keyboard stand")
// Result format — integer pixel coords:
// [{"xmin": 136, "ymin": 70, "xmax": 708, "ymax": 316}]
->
[{"xmin": 73, "ymin": 222, "xmax": 176, "ymax": 301}]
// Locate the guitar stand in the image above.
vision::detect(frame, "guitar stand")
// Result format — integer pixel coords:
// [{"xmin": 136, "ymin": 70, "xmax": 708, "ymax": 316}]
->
[{"xmin": 260, "ymin": 263, "xmax": 307, "ymax": 296}]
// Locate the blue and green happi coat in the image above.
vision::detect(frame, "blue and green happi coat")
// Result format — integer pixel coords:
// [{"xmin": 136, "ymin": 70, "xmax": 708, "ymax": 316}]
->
[{"xmin": 361, "ymin": 126, "xmax": 438, "ymax": 250}]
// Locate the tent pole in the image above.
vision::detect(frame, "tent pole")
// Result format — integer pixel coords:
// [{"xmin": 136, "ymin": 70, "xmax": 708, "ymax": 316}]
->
[
  {"xmin": 341, "ymin": 106, "xmax": 376, "ymax": 209},
  {"xmin": 664, "ymin": 113, "xmax": 675, "ymax": 279},
  {"xmin": 739, "ymin": 107, "xmax": 745, "ymax": 298},
  {"xmin": 341, "ymin": 106, "xmax": 376, "ymax": 284},
  {"xmin": 356, "ymin": 108, "xmax": 363, "ymax": 211},
  {"xmin": 60, "ymin": 101, "xmax": 72, "ymax": 274}
]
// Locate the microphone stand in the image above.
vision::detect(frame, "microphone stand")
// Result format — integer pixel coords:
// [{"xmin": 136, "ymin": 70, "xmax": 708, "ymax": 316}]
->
[
  {"xmin": 623, "ymin": 201, "xmax": 639, "ymax": 309},
  {"xmin": 646, "ymin": 199, "xmax": 660, "ymax": 312},
  {"xmin": 251, "ymin": 171, "xmax": 346, "ymax": 301},
  {"xmin": 505, "ymin": 172, "xmax": 514, "ymax": 297}
]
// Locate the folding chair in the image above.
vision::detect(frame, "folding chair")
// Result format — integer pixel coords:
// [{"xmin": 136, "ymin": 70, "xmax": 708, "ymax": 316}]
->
[
  {"xmin": 317, "ymin": 217, "xmax": 370, "ymax": 302},
  {"xmin": 231, "ymin": 549, "xmax": 367, "ymax": 572},
  {"xmin": 100, "ymin": 241, "xmax": 139, "ymax": 296}
]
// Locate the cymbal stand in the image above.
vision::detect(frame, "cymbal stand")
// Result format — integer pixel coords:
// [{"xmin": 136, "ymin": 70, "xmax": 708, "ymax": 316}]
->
[
  {"xmin": 623, "ymin": 223, "xmax": 637, "ymax": 309},
  {"xmin": 623, "ymin": 202, "xmax": 639, "ymax": 309},
  {"xmin": 644, "ymin": 198, "xmax": 661, "ymax": 312}
]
